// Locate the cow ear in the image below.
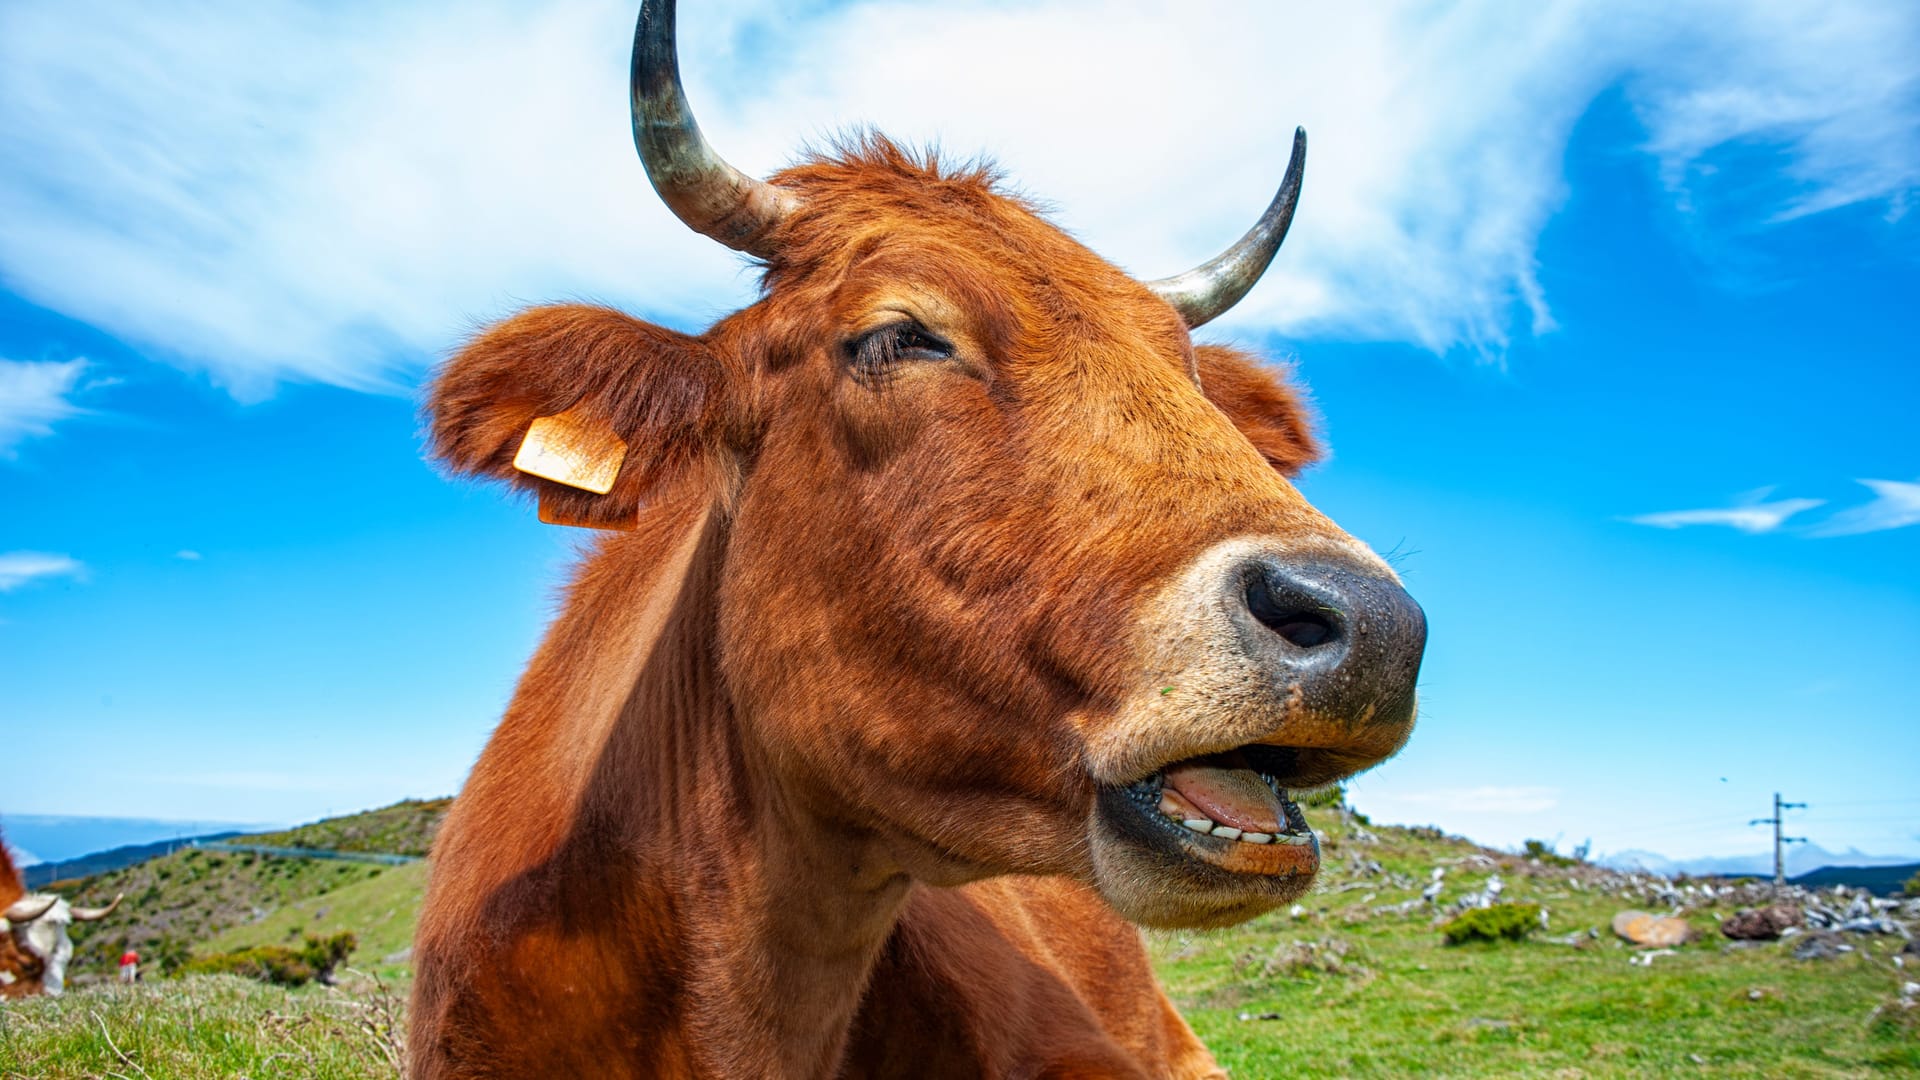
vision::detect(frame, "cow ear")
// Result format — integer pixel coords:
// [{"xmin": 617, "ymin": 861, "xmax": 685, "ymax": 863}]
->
[
  {"xmin": 427, "ymin": 305, "xmax": 740, "ymax": 529},
  {"xmin": 1196, "ymin": 345, "xmax": 1322, "ymax": 477}
]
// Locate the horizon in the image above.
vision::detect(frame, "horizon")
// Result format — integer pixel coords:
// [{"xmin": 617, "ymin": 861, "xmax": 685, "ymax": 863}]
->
[
  {"xmin": 4, "ymin": 802, "xmax": 1913, "ymax": 880},
  {"xmin": 3, "ymin": 1, "xmax": 1916, "ymax": 864}
]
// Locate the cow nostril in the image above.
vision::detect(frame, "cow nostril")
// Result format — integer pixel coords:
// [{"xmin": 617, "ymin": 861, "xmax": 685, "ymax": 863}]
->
[{"xmin": 1245, "ymin": 577, "xmax": 1342, "ymax": 649}]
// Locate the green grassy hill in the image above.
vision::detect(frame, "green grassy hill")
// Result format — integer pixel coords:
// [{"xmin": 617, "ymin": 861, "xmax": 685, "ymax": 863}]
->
[
  {"xmin": 199, "ymin": 861, "xmax": 427, "ymax": 979},
  {"xmin": 1147, "ymin": 813, "xmax": 1919, "ymax": 1076},
  {"xmin": 61, "ymin": 847, "xmax": 400, "ymax": 975},
  {"xmin": 242, "ymin": 798, "xmax": 450, "ymax": 857},
  {"xmin": 58, "ymin": 799, "xmax": 447, "ymax": 976},
  {"xmin": 15, "ymin": 800, "xmax": 1918, "ymax": 1078}
]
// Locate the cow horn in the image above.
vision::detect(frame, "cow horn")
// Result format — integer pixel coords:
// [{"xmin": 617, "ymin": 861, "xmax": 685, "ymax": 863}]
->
[
  {"xmin": 1146, "ymin": 127, "xmax": 1307, "ymax": 329},
  {"xmin": 4, "ymin": 895, "xmax": 57, "ymax": 923},
  {"xmin": 70, "ymin": 893, "xmax": 123, "ymax": 921},
  {"xmin": 631, "ymin": 0, "xmax": 798, "ymax": 257}
]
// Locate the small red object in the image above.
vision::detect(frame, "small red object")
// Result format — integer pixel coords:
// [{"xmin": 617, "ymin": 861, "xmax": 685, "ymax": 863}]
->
[{"xmin": 120, "ymin": 951, "xmax": 139, "ymax": 966}]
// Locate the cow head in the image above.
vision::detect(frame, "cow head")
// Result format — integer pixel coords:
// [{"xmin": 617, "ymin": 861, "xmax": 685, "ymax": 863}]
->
[
  {"xmin": 2, "ymin": 892, "xmax": 121, "ymax": 996},
  {"xmin": 429, "ymin": 0, "xmax": 1424, "ymax": 929}
]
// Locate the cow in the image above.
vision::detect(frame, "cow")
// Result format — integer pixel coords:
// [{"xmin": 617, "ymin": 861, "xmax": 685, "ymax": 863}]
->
[
  {"xmin": 0, "ymin": 831, "xmax": 123, "ymax": 998},
  {"xmin": 410, "ymin": 2, "xmax": 1426, "ymax": 1076}
]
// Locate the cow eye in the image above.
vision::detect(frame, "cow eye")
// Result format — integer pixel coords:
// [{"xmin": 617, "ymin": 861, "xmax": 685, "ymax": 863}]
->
[{"xmin": 848, "ymin": 322, "xmax": 954, "ymax": 375}]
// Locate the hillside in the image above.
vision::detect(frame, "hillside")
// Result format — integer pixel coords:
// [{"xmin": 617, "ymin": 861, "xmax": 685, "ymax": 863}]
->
[
  {"xmin": 58, "ymin": 800, "xmax": 447, "ymax": 976},
  {"xmin": 23, "ymin": 831, "xmax": 244, "ymax": 889},
  {"xmin": 17, "ymin": 800, "xmax": 1920, "ymax": 1077},
  {"xmin": 1146, "ymin": 813, "xmax": 1920, "ymax": 1075},
  {"xmin": 1793, "ymin": 862, "xmax": 1920, "ymax": 897},
  {"xmin": 240, "ymin": 797, "xmax": 451, "ymax": 857},
  {"xmin": 61, "ymin": 847, "xmax": 397, "ymax": 975}
]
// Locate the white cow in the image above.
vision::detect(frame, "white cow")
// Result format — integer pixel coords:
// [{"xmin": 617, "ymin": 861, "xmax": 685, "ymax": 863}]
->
[{"xmin": 3, "ymin": 891, "xmax": 123, "ymax": 996}]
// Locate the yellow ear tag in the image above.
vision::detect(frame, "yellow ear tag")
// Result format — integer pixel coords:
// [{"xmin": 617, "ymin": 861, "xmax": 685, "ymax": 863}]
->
[{"xmin": 513, "ymin": 405, "xmax": 627, "ymax": 495}]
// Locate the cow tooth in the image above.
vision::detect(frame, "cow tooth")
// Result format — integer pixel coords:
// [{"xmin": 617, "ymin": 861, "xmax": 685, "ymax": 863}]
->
[
  {"xmin": 1279, "ymin": 833, "xmax": 1313, "ymax": 846},
  {"xmin": 1211, "ymin": 825, "xmax": 1242, "ymax": 840},
  {"xmin": 1181, "ymin": 819, "xmax": 1215, "ymax": 834},
  {"xmin": 1241, "ymin": 832, "xmax": 1273, "ymax": 844}
]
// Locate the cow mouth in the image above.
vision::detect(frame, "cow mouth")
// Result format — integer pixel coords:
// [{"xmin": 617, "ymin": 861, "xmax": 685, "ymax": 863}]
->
[{"xmin": 1098, "ymin": 743, "xmax": 1320, "ymax": 881}]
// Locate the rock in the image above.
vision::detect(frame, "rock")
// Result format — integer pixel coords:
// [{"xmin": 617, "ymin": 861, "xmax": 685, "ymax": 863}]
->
[
  {"xmin": 1792, "ymin": 932, "xmax": 1853, "ymax": 961},
  {"xmin": 1722, "ymin": 904, "xmax": 1801, "ymax": 942},
  {"xmin": 1840, "ymin": 917, "xmax": 1907, "ymax": 937},
  {"xmin": 1629, "ymin": 948, "xmax": 1677, "ymax": 967},
  {"xmin": 1613, "ymin": 910, "xmax": 1696, "ymax": 947}
]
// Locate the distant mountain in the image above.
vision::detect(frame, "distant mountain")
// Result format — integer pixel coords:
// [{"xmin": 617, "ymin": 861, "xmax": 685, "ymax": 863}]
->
[
  {"xmin": 1791, "ymin": 863, "xmax": 1920, "ymax": 897},
  {"xmin": 11, "ymin": 800, "xmax": 451, "ymax": 890},
  {"xmin": 1602, "ymin": 843, "xmax": 1920, "ymax": 880},
  {"xmin": 23, "ymin": 832, "xmax": 246, "ymax": 889},
  {"xmin": 1, "ymin": 814, "xmax": 280, "ymax": 867}
]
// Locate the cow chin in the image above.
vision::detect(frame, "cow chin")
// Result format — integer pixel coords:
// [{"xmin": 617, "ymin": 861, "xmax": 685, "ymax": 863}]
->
[{"xmin": 1085, "ymin": 781, "xmax": 1319, "ymax": 929}]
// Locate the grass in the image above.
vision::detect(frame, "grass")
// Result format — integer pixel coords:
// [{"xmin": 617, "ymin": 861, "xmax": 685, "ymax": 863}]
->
[
  {"xmin": 1148, "ymin": 814, "xmax": 1920, "ymax": 1078},
  {"xmin": 243, "ymin": 799, "xmax": 450, "ymax": 858},
  {"xmin": 0, "ymin": 974, "xmax": 406, "ymax": 1080},
  {"xmin": 200, "ymin": 861, "xmax": 427, "ymax": 980},
  {"xmin": 62, "ymin": 848, "xmax": 399, "ymax": 976}
]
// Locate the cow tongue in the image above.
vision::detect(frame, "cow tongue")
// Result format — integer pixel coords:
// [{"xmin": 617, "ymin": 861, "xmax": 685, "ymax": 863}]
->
[{"xmin": 1163, "ymin": 751, "xmax": 1282, "ymax": 833}]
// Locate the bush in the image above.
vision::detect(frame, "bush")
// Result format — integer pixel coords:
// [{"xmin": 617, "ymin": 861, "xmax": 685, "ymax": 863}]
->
[
  {"xmin": 183, "ymin": 946, "xmax": 315, "ymax": 985},
  {"xmin": 1522, "ymin": 840, "xmax": 1580, "ymax": 868},
  {"xmin": 1441, "ymin": 903, "xmax": 1543, "ymax": 946},
  {"xmin": 1904, "ymin": 871, "xmax": 1920, "ymax": 898},
  {"xmin": 183, "ymin": 931, "xmax": 358, "ymax": 987}
]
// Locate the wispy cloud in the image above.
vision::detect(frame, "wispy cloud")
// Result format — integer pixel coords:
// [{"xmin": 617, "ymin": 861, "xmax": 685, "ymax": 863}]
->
[
  {"xmin": 1627, "ymin": 490, "xmax": 1826, "ymax": 534},
  {"xmin": 175, "ymin": 549, "xmax": 204, "ymax": 561},
  {"xmin": 0, "ymin": 1, "xmax": 1914, "ymax": 394},
  {"xmin": 0, "ymin": 551, "xmax": 86, "ymax": 593},
  {"xmin": 1379, "ymin": 786, "xmax": 1561, "ymax": 815},
  {"xmin": 1809, "ymin": 478, "xmax": 1920, "ymax": 537},
  {"xmin": 0, "ymin": 359, "xmax": 87, "ymax": 453}
]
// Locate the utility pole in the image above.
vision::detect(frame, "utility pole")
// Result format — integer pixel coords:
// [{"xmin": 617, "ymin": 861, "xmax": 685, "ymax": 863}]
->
[{"xmin": 1750, "ymin": 792, "xmax": 1807, "ymax": 886}]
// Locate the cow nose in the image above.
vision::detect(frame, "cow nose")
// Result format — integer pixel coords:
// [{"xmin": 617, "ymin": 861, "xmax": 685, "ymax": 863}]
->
[{"xmin": 1230, "ymin": 557, "xmax": 1427, "ymax": 731}]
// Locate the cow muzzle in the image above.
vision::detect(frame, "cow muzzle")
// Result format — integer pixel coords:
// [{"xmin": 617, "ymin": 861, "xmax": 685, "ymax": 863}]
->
[{"xmin": 1085, "ymin": 536, "xmax": 1426, "ymax": 928}]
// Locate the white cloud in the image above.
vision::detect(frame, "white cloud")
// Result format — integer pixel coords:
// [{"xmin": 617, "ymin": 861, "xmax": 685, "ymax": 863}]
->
[
  {"xmin": 175, "ymin": 549, "xmax": 204, "ymax": 561},
  {"xmin": 1372, "ymin": 786, "xmax": 1561, "ymax": 815},
  {"xmin": 1627, "ymin": 491, "xmax": 1826, "ymax": 534},
  {"xmin": 0, "ymin": 359, "xmax": 87, "ymax": 453},
  {"xmin": 1810, "ymin": 478, "xmax": 1920, "ymax": 537},
  {"xmin": 0, "ymin": 1, "xmax": 1914, "ymax": 394},
  {"xmin": 0, "ymin": 551, "xmax": 86, "ymax": 593}
]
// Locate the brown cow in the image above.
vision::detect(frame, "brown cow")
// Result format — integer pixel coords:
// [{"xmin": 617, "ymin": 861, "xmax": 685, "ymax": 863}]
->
[{"xmin": 411, "ymin": 2, "xmax": 1426, "ymax": 1076}]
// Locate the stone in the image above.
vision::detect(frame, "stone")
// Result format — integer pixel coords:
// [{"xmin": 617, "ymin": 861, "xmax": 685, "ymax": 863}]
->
[
  {"xmin": 1792, "ymin": 932, "xmax": 1852, "ymax": 961},
  {"xmin": 1721, "ymin": 904, "xmax": 1801, "ymax": 942},
  {"xmin": 1840, "ymin": 917, "xmax": 1907, "ymax": 937},
  {"xmin": 1613, "ymin": 910, "xmax": 1696, "ymax": 947}
]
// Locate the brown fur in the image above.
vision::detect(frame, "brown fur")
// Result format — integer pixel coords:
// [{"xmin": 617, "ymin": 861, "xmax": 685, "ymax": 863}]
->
[{"xmin": 412, "ymin": 140, "xmax": 1385, "ymax": 1078}]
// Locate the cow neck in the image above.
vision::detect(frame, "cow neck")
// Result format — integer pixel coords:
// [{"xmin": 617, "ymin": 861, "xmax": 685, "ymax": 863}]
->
[{"xmin": 601, "ymin": 500, "xmax": 914, "ymax": 1077}]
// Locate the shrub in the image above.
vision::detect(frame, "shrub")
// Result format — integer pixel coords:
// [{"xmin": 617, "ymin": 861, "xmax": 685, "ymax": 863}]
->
[
  {"xmin": 183, "ymin": 931, "xmax": 358, "ymax": 987},
  {"xmin": 150, "ymin": 934, "xmax": 193, "ymax": 975},
  {"xmin": 1522, "ymin": 840, "xmax": 1580, "ymax": 868},
  {"xmin": 1441, "ymin": 903, "xmax": 1544, "ymax": 946},
  {"xmin": 1904, "ymin": 871, "xmax": 1920, "ymax": 898},
  {"xmin": 183, "ymin": 946, "xmax": 315, "ymax": 985}
]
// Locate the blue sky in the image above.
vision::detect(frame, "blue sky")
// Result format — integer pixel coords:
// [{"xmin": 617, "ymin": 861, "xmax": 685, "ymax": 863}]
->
[{"xmin": 2, "ymin": 1, "xmax": 1916, "ymax": 865}]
